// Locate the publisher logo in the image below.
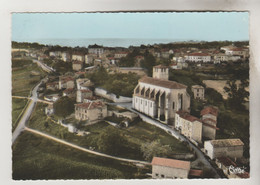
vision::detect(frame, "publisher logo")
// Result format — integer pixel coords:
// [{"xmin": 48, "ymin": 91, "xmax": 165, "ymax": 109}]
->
[{"xmin": 229, "ymin": 165, "xmax": 246, "ymax": 174}]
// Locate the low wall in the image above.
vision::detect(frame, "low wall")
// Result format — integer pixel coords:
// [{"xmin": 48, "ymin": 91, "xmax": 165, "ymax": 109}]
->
[
  {"xmin": 94, "ymin": 87, "xmax": 132, "ymax": 103},
  {"xmin": 171, "ymin": 153, "xmax": 195, "ymax": 160}
]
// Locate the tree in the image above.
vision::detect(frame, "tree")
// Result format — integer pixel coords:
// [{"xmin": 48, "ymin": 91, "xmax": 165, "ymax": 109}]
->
[
  {"xmin": 141, "ymin": 53, "xmax": 156, "ymax": 76},
  {"xmin": 97, "ymin": 127, "xmax": 128, "ymax": 155},
  {"xmin": 140, "ymin": 139, "xmax": 172, "ymax": 161},
  {"xmin": 224, "ymin": 80, "xmax": 249, "ymax": 110},
  {"xmin": 53, "ymin": 96, "xmax": 74, "ymax": 119}
]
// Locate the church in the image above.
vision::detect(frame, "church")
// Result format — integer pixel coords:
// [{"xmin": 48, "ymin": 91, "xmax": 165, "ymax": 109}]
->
[{"xmin": 132, "ymin": 65, "xmax": 190, "ymax": 125}]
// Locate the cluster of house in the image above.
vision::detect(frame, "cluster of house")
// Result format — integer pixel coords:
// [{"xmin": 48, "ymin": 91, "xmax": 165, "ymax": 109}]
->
[
  {"xmin": 176, "ymin": 45, "xmax": 249, "ymax": 64},
  {"xmin": 44, "ymin": 72, "xmax": 110, "ymax": 124},
  {"xmin": 46, "ymin": 44, "xmax": 136, "ymax": 71},
  {"xmin": 151, "ymin": 137, "xmax": 248, "ymax": 179},
  {"xmin": 34, "ymin": 43, "xmax": 250, "ymax": 76},
  {"xmin": 132, "ymin": 65, "xmax": 247, "ymax": 179}
]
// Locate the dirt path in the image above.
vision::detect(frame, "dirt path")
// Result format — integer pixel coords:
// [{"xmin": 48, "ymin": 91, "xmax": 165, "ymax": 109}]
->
[{"xmin": 24, "ymin": 127, "xmax": 150, "ymax": 166}]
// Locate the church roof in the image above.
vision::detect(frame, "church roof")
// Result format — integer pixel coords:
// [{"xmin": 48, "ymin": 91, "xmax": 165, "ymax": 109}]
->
[{"xmin": 139, "ymin": 76, "xmax": 187, "ymax": 89}]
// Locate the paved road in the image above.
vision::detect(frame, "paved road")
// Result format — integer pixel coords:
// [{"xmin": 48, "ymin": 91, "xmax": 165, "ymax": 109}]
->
[
  {"xmin": 25, "ymin": 127, "xmax": 150, "ymax": 165},
  {"xmin": 33, "ymin": 59, "xmax": 55, "ymax": 73},
  {"xmin": 12, "ymin": 79, "xmax": 45, "ymax": 144},
  {"xmin": 110, "ymin": 102, "xmax": 220, "ymax": 178}
]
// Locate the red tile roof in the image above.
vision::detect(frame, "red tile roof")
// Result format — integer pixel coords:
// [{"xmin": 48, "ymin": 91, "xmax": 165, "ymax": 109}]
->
[
  {"xmin": 202, "ymin": 121, "xmax": 219, "ymax": 130},
  {"xmin": 75, "ymin": 101, "xmax": 105, "ymax": 109},
  {"xmin": 189, "ymin": 169, "xmax": 203, "ymax": 177},
  {"xmin": 80, "ymin": 89, "xmax": 92, "ymax": 93},
  {"xmin": 63, "ymin": 88, "xmax": 74, "ymax": 93},
  {"xmin": 151, "ymin": 157, "xmax": 190, "ymax": 170},
  {"xmin": 176, "ymin": 111, "xmax": 201, "ymax": 123},
  {"xmin": 202, "ymin": 118, "xmax": 217, "ymax": 124},
  {"xmin": 135, "ymin": 55, "xmax": 144, "ymax": 59},
  {"xmin": 139, "ymin": 76, "xmax": 187, "ymax": 89},
  {"xmin": 236, "ymin": 172, "xmax": 250, "ymax": 178},
  {"xmin": 200, "ymin": 106, "xmax": 218, "ymax": 117},
  {"xmin": 188, "ymin": 53, "xmax": 210, "ymax": 56},
  {"xmin": 231, "ymin": 48, "xmax": 245, "ymax": 51},
  {"xmin": 216, "ymin": 157, "xmax": 237, "ymax": 167}
]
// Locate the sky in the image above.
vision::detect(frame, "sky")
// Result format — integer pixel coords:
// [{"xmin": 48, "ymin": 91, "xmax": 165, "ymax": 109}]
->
[{"xmin": 12, "ymin": 12, "xmax": 249, "ymax": 42}]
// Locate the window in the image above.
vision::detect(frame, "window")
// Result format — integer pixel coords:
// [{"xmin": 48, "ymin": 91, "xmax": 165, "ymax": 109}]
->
[
  {"xmin": 161, "ymin": 174, "xmax": 165, "ymax": 178},
  {"xmin": 150, "ymin": 102, "xmax": 152, "ymax": 107},
  {"xmin": 172, "ymin": 102, "xmax": 175, "ymax": 109},
  {"xmin": 155, "ymin": 173, "xmax": 159, "ymax": 177},
  {"xmin": 197, "ymin": 89, "xmax": 199, "ymax": 92}
]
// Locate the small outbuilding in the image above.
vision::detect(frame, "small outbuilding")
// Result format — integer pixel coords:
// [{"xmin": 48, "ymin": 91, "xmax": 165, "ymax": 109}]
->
[{"xmin": 151, "ymin": 157, "xmax": 191, "ymax": 179}]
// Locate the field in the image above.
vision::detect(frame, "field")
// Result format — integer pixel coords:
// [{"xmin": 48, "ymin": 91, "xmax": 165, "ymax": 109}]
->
[
  {"xmin": 27, "ymin": 103, "xmax": 192, "ymax": 161},
  {"xmin": 12, "ymin": 131, "xmax": 151, "ymax": 180},
  {"xmin": 203, "ymin": 80, "xmax": 249, "ymax": 100},
  {"xmin": 12, "ymin": 97, "xmax": 29, "ymax": 132},
  {"xmin": 12, "ymin": 59, "xmax": 46, "ymax": 97}
]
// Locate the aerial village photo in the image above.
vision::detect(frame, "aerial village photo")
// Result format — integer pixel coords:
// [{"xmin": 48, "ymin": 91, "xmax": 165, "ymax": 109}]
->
[{"xmin": 11, "ymin": 12, "xmax": 249, "ymax": 180}]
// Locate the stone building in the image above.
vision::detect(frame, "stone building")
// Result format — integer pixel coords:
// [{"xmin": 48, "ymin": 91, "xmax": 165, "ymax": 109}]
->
[
  {"xmin": 76, "ymin": 89, "xmax": 93, "ymax": 103},
  {"xmin": 88, "ymin": 44, "xmax": 104, "ymax": 55},
  {"xmin": 132, "ymin": 65, "xmax": 190, "ymax": 125},
  {"xmin": 75, "ymin": 101, "xmax": 107, "ymax": 124},
  {"xmin": 72, "ymin": 61, "xmax": 83, "ymax": 71},
  {"xmin": 72, "ymin": 53, "xmax": 85, "ymax": 63},
  {"xmin": 76, "ymin": 78, "xmax": 93, "ymax": 90},
  {"xmin": 61, "ymin": 52, "xmax": 71, "ymax": 62},
  {"xmin": 151, "ymin": 157, "xmax": 191, "ymax": 179},
  {"xmin": 185, "ymin": 53, "xmax": 211, "ymax": 63},
  {"xmin": 175, "ymin": 111, "xmax": 202, "ymax": 144},
  {"xmin": 191, "ymin": 85, "xmax": 205, "ymax": 100},
  {"xmin": 201, "ymin": 106, "xmax": 218, "ymax": 140},
  {"xmin": 204, "ymin": 139, "xmax": 244, "ymax": 160},
  {"xmin": 58, "ymin": 76, "xmax": 75, "ymax": 90}
]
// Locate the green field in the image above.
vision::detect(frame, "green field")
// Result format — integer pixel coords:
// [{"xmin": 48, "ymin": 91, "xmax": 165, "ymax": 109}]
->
[
  {"xmin": 12, "ymin": 131, "xmax": 151, "ymax": 180},
  {"xmin": 27, "ymin": 103, "xmax": 192, "ymax": 161},
  {"xmin": 12, "ymin": 97, "xmax": 29, "ymax": 132},
  {"xmin": 12, "ymin": 59, "xmax": 45, "ymax": 97}
]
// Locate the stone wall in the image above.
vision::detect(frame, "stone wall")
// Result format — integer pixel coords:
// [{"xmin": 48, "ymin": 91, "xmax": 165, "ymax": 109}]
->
[{"xmin": 94, "ymin": 87, "xmax": 132, "ymax": 103}]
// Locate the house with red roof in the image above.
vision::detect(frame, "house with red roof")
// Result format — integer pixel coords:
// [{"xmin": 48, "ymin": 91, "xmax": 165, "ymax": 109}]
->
[
  {"xmin": 75, "ymin": 101, "xmax": 107, "ymax": 123},
  {"xmin": 175, "ymin": 111, "xmax": 202, "ymax": 144},
  {"xmin": 185, "ymin": 52, "xmax": 211, "ymax": 63},
  {"xmin": 200, "ymin": 106, "xmax": 219, "ymax": 140},
  {"xmin": 114, "ymin": 52, "xmax": 128, "ymax": 59},
  {"xmin": 58, "ymin": 76, "xmax": 75, "ymax": 90},
  {"xmin": 151, "ymin": 157, "xmax": 191, "ymax": 179}
]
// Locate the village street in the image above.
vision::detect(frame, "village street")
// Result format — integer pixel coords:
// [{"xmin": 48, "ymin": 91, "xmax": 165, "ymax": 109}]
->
[{"xmin": 111, "ymin": 102, "xmax": 221, "ymax": 178}]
